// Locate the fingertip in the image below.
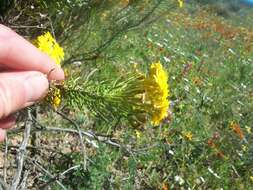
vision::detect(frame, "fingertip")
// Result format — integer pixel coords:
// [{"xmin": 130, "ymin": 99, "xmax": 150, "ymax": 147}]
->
[
  {"xmin": 47, "ymin": 66, "xmax": 65, "ymax": 81},
  {"xmin": 40, "ymin": 54, "xmax": 65, "ymax": 81}
]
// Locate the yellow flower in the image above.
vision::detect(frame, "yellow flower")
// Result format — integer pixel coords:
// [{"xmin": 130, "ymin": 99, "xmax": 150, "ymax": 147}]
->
[
  {"xmin": 177, "ymin": 0, "xmax": 184, "ymax": 8},
  {"xmin": 34, "ymin": 32, "xmax": 64, "ymax": 109},
  {"xmin": 50, "ymin": 88, "xmax": 62, "ymax": 109},
  {"xmin": 144, "ymin": 62, "xmax": 169, "ymax": 126},
  {"xmin": 246, "ymin": 126, "xmax": 251, "ymax": 134},
  {"xmin": 242, "ymin": 145, "xmax": 248, "ymax": 152},
  {"xmin": 135, "ymin": 130, "xmax": 141, "ymax": 139},
  {"xmin": 183, "ymin": 131, "xmax": 193, "ymax": 141},
  {"xmin": 250, "ymin": 176, "xmax": 253, "ymax": 183},
  {"xmin": 35, "ymin": 32, "xmax": 64, "ymax": 65}
]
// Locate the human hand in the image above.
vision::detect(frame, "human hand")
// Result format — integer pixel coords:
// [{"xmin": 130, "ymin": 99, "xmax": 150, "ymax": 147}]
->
[{"xmin": 0, "ymin": 24, "xmax": 65, "ymax": 141}]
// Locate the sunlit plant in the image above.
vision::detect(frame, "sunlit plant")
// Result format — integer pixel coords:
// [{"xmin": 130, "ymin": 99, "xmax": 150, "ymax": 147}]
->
[{"xmin": 35, "ymin": 32, "xmax": 170, "ymax": 126}]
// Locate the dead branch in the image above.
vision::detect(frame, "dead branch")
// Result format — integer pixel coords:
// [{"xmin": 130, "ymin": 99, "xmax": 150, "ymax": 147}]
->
[
  {"xmin": 0, "ymin": 178, "xmax": 9, "ymax": 190},
  {"xmin": 3, "ymin": 137, "xmax": 8, "ymax": 183},
  {"xmin": 26, "ymin": 157, "xmax": 67, "ymax": 190},
  {"xmin": 17, "ymin": 170, "xmax": 29, "ymax": 190},
  {"xmin": 55, "ymin": 110, "xmax": 88, "ymax": 170},
  {"xmin": 10, "ymin": 110, "xmax": 32, "ymax": 190},
  {"xmin": 39, "ymin": 165, "xmax": 81, "ymax": 189}
]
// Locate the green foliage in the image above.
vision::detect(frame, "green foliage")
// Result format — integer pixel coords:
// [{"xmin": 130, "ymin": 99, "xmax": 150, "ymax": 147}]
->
[
  {"xmin": 61, "ymin": 72, "xmax": 148, "ymax": 125},
  {"xmin": 2, "ymin": 0, "xmax": 253, "ymax": 189}
]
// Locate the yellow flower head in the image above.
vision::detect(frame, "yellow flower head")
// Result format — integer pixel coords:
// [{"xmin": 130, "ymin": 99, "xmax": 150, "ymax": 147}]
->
[
  {"xmin": 34, "ymin": 32, "xmax": 64, "ymax": 109},
  {"xmin": 242, "ymin": 145, "xmax": 248, "ymax": 152},
  {"xmin": 183, "ymin": 131, "xmax": 193, "ymax": 141},
  {"xmin": 144, "ymin": 62, "xmax": 169, "ymax": 126},
  {"xmin": 135, "ymin": 130, "xmax": 141, "ymax": 139},
  {"xmin": 246, "ymin": 126, "xmax": 251, "ymax": 134},
  {"xmin": 49, "ymin": 88, "xmax": 62, "ymax": 109},
  {"xmin": 35, "ymin": 32, "xmax": 64, "ymax": 65},
  {"xmin": 178, "ymin": 0, "xmax": 184, "ymax": 8}
]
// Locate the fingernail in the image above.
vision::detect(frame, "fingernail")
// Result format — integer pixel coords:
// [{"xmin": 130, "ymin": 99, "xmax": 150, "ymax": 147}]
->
[
  {"xmin": 48, "ymin": 65, "xmax": 65, "ymax": 81},
  {"xmin": 24, "ymin": 73, "xmax": 49, "ymax": 103}
]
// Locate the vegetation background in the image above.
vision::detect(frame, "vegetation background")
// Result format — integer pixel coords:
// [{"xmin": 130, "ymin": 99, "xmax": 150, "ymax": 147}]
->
[{"xmin": 0, "ymin": 0, "xmax": 253, "ymax": 189}]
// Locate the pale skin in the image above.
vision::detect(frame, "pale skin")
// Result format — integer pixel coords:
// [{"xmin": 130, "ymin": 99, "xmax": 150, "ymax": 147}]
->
[{"xmin": 0, "ymin": 24, "xmax": 65, "ymax": 141}]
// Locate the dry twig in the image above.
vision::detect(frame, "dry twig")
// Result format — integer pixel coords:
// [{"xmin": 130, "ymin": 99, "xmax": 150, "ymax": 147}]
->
[
  {"xmin": 0, "ymin": 177, "xmax": 9, "ymax": 190},
  {"xmin": 26, "ymin": 157, "xmax": 67, "ymax": 190},
  {"xmin": 10, "ymin": 110, "xmax": 32, "ymax": 190},
  {"xmin": 3, "ymin": 137, "xmax": 8, "ymax": 183},
  {"xmin": 55, "ymin": 110, "xmax": 88, "ymax": 170}
]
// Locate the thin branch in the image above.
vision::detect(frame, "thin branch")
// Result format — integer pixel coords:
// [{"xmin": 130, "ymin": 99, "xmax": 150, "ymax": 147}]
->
[
  {"xmin": 29, "ymin": 112, "xmax": 133, "ymax": 152},
  {"xmin": 55, "ymin": 110, "xmax": 87, "ymax": 170},
  {"xmin": 231, "ymin": 165, "xmax": 240, "ymax": 178},
  {"xmin": 39, "ymin": 165, "xmax": 81, "ymax": 189},
  {"xmin": 0, "ymin": 178, "xmax": 9, "ymax": 190},
  {"xmin": 8, "ymin": 111, "xmax": 153, "ymax": 154},
  {"xmin": 60, "ymin": 165, "xmax": 81, "ymax": 176},
  {"xmin": 8, "ymin": 25, "xmax": 46, "ymax": 29},
  {"xmin": 43, "ymin": 125, "xmax": 137, "ymax": 161},
  {"xmin": 17, "ymin": 170, "xmax": 29, "ymax": 190},
  {"xmin": 6, "ymin": 145, "xmax": 66, "ymax": 158},
  {"xmin": 10, "ymin": 110, "xmax": 33, "ymax": 190},
  {"xmin": 26, "ymin": 157, "xmax": 67, "ymax": 190},
  {"xmin": 65, "ymin": 0, "xmax": 168, "ymax": 64},
  {"xmin": 43, "ymin": 126, "xmax": 121, "ymax": 148},
  {"xmin": 3, "ymin": 136, "xmax": 8, "ymax": 183}
]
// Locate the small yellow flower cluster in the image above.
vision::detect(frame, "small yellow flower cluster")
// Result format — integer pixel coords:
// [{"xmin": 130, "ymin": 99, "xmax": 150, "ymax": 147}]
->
[
  {"xmin": 144, "ymin": 62, "xmax": 169, "ymax": 126},
  {"xmin": 35, "ymin": 32, "xmax": 64, "ymax": 109},
  {"xmin": 246, "ymin": 126, "xmax": 251, "ymax": 134},
  {"xmin": 135, "ymin": 130, "xmax": 141, "ymax": 139},
  {"xmin": 49, "ymin": 88, "xmax": 62, "ymax": 109},
  {"xmin": 242, "ymin": 145, "xmax": 248, "ymax": 152},
  {"xmin": 183, "ymin": 131, "xmax": 193, "ymax": 141},
  {"xmin": 35, "ymin": 32, "xmax": 64, "ymax": 65},
  {"xmin": 178, "ymin": 0, "xmax": 184, "ymax": 8}
]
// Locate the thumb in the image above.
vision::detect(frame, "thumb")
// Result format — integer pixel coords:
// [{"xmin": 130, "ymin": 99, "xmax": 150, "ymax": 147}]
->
[{"xmin": 0, "ymin": 71, "xmax": 49, "ymax": 118}]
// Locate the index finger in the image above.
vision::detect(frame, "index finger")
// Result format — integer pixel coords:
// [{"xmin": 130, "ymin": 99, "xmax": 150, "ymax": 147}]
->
[{"xmin": 0, "ymin": 24, "xmax": 64, "ymax": 80}]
